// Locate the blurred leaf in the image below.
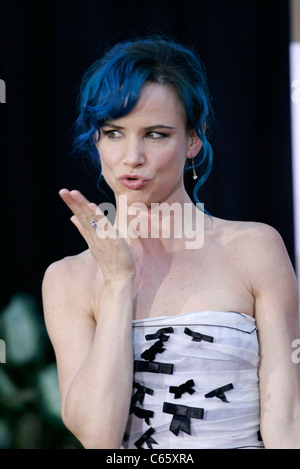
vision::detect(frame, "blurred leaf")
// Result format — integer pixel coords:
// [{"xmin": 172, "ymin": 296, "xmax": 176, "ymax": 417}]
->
[
  {"xmin": 1, "ymin": 292, "xmax": 45, "ymax": 365},
  {"xmin": 37, "ymin": 363, "xmax": 62, "ymax": 424},
  {"xmin": 0, "ymin": 366, "xmax": 18, "ymax": 399},
  {"xmin": 0, "ymin": 292, "xmax": 78, "ymax": 448}
]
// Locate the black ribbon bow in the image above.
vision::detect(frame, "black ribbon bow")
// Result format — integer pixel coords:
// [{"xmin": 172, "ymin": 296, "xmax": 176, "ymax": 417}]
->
[
  {"xmin": 141, "ymin": 339, "xmax": 165, "ymax": 361},
  {"xmin": 134, "ymin": 360, "xmax": 174, "ymax": 375},
  {"xmin": 204, "ymin": 383, "xmax": 234, "ymax": 402},
  {"xmin": 163, "ymin": 402, "xmax": 204, "ymax": 436},
  {"xmin": 130, "ymin": 405, "xmax": 154, "ymax": 425},
  {"xmin": 131, "ymin": 382, "xmax": 154, "ymax": 406},
  {"xmin": 134, "ymin": 427, "xmax": 158, "ymax": 449},
  {"xmin": 184, "ymin": 327, "xmax": 214, "ymax": 343},
  {"xmin": 145, "ymin": 327, "xmax": 174, "ymax": 342},
  {"xmin": 169, "ymin": 379, "xmax": 195, "ymax": 399}
]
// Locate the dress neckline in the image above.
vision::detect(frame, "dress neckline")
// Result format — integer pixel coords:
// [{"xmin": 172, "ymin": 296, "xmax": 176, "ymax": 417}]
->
[{"xmin": 132, "ymin": 309, "xmax": 255, "ymax": 324}]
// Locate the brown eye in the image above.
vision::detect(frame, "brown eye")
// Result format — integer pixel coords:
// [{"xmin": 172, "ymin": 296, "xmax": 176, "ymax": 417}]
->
[
  {"xmin": 103, "ymin": 130, "xmax": 122, "ymax": 138},
  {"xmin": 147, "ymin": 132, "xmax": 167, "ymax": 139}
]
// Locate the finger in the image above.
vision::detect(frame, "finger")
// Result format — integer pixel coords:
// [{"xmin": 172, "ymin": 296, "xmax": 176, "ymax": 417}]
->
[
  {"xmin": 59, "ymin": 189, "xmax": 111, "ymax": 239},
  {"xmin": 89, "ymin": 202, "xmax": 110, "ymax": 224},
  {"xmin": 70, "ymin": 215, "xmax": 89, "ymax": 243},
  {"xmin": 59, "ymin": 189, "xmax": 96, "ymax": 225},
  {"xmin": 59, "ymin": 189, "xmax": 90, "ymax": 213}
]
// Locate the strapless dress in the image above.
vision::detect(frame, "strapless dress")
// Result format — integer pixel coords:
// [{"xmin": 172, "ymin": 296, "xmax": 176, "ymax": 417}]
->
[{"xmin": 121, "ymin": 310, "xmax": 264, "ymax": 449}]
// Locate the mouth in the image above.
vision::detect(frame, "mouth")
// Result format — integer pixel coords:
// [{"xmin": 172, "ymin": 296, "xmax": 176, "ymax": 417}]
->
[{"xmin": 119, "ymin": 174, "xmax": 150, "ymax": 190}]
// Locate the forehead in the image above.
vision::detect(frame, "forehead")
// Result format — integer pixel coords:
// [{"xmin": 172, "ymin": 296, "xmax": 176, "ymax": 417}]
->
[{"xmin": 110, "ymin": 82, "xmax": 187, "ymax": 127}]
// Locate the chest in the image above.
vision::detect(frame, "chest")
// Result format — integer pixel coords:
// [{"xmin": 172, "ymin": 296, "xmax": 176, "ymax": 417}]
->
[{"xmin": 132, "ymin": 243, "xmax": 254, "ymax": 320}]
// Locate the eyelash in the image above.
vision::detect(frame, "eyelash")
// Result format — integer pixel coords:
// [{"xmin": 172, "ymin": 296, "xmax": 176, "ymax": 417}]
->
[{"xmin": 102, "ymin": 130, "xmax": 168, "ymax": 140}]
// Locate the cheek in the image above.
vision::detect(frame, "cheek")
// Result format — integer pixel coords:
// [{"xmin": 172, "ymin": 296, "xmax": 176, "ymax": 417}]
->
[
  {"xmin": 96, "ymin": 142, "xmax": 116, "ymax": 170},
  {"xmin": 156, "ymin": 146, "xmax": 187, "ymax": 174}
]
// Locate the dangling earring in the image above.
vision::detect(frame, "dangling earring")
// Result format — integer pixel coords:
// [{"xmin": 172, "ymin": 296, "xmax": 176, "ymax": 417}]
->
[{"xmin": 191, "ymin": 156, "xmax": 198, "ymax": 180}]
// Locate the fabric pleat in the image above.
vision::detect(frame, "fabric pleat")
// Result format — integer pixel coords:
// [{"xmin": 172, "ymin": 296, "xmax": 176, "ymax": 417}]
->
[{"xmin": 121, "ymin": 310, "xmax": 264, "ymax": 449}]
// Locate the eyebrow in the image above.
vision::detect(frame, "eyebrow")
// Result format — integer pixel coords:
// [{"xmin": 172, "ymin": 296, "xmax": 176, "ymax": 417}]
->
[{"xmin": 102, "ymin": 123, "xmax": 175, "ymax": 131}]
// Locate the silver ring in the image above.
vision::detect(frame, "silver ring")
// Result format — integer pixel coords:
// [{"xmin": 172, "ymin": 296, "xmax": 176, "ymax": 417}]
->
[{"xmin": 90, "ymin": 218, "xmax": 99, "ymax": 230}]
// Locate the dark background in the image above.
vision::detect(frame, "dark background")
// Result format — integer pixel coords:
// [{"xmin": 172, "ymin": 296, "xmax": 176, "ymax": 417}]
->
[
  {"xmin": 0, "ymin": 0, "xmax": 295, "ymax": 448},
  {"xmin": 0, "ymin": 0, "xmax": 294, "ymax": 311}
]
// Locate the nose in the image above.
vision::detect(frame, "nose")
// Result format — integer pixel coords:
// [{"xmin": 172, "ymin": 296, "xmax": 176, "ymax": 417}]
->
[{"xmin": 122, "ymin": 136, "xmax": 146, "ymax": 168}]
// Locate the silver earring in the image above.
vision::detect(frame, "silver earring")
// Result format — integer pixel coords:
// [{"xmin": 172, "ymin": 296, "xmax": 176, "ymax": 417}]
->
[{"xmin": 191, "ymin": 156, "xmax": 198, "ymax": 180}]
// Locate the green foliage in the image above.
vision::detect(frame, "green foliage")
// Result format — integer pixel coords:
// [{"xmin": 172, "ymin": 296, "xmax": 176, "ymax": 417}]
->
[{"xmin": 0, "ymin": 293, "xmax": 82, "ymax": 449}]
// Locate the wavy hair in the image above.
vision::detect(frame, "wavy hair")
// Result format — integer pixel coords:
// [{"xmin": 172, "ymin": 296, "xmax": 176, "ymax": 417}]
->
[{"xmin": 74, "ymin": 35, "xmax": 213, "ymax": 203}]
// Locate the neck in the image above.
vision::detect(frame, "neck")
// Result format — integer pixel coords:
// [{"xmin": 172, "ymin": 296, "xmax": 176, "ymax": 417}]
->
[{"xmin": 112, "ymin": 191, "xmax": 207, "ymax": 254}]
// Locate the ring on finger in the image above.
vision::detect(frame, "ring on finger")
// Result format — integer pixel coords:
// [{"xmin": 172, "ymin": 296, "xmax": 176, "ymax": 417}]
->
[{"xmin": 90, "ymin": 218, "xmax": 99, "ymax": 230}]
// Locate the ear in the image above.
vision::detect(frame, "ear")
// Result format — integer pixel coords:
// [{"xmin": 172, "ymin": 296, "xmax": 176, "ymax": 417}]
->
[{"xmin": 186, "ymin": 127, "xmax": 204, "ymax": 159}]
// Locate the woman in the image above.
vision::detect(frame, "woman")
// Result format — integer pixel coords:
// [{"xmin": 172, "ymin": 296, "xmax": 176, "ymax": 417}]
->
[{"xmin": 42, "ymin": 36, "xmax": 300, "ymax": 449}]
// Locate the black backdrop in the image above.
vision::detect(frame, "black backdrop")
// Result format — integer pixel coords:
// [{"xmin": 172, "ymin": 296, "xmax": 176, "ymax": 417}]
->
[{"xmin": 0, "ymin": 0, "xmax": 294, "ymax": 311}]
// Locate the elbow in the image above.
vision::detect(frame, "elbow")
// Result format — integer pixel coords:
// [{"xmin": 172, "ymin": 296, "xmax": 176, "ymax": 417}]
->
[
  {"xmin": 76, "ymin": 431, "xmax": 122, "ymax": 450},
  {"xmin": 61, "ymin": 405, "xmax": 122, "ymax": 449},
  {"xmin": 82, "ymin": 437, "xmax": 122, "ymax": 450}
]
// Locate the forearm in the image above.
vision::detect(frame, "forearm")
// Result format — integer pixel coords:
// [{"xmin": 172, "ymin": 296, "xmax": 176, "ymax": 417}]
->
[
  {"xmin": 260, "ymin": 368, "xmax": 300, "ymax": 449},
  {"xmin": 62, "ymin": 279, "xmax": 134, "ymax": 449},
  {"xmin": 262, "ymin": 416, "xmax": 300, "ymax": 449}
]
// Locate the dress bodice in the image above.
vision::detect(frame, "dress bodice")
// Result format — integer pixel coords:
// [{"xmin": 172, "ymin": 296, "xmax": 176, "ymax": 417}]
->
[{"xmin": 121, "ymin": 310, "xmax": 264, "ymax": 449}]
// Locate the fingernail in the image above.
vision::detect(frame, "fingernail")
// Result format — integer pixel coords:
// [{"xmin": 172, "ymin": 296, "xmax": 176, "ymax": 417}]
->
[
  {"xmin": 59, "ymin": 189, "xmax": 69, "ymax": 197},
  {"xmin": 70, "ymin": 190, "xmax": 78, "ymax": 199}
]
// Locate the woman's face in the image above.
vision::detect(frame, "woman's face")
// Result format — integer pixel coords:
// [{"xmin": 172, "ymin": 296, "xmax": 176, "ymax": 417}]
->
[{"xmin": 95, "ymin": 82, "xmax": 202, "ymax": 207}]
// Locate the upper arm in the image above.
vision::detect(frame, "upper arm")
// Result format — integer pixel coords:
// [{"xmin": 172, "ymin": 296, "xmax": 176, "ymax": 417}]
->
[
  {"xmin": 42, "ymin": 258, "xmax": 96, "ymax": 414},
  {"xmin": 247, "ymin": 224, "xmax": 300, "ymax": 445}
]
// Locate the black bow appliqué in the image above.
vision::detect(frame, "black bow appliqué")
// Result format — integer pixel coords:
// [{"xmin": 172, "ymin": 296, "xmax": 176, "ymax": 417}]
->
[
  {"xmin": 134, "ymin": 427, "xmax": 158, "ymax": 449},
  {"xmin": 169, "ymin": 379, "xmax": 195, "ymax": 399},
  {"xmin": 205, "ymin": 383, "xmax": 234, "ymax": 402},
  {"xmin": 141, "ymin": 340, "xmax": 166, "ymax": 361},
  {"xmin": 163, "ymin": 402, "xmax": 204, "ymax": 436},
  {"xmin": 184, "ymin": 327, "xmax": 214, "ymax": 343},
  {"xmin": 134, "ymin": 360, "xmax": 174, "ymax": 375},
  {"xmin": 131, "ymin": 382, "xmax": 154, "ymax": 406},
  {"xmin": 145, "ymin": 327, "xmax": 174, "ymax": 342},
  {"xmin": 130, "ymin": 405, "xmax": 154, "ymax": 425}
]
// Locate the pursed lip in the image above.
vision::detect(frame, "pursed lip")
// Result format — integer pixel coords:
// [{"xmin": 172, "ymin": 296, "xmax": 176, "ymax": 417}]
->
[{"xmin": 118, "ymin": 174, "xmax": 150, "ymax": 190}]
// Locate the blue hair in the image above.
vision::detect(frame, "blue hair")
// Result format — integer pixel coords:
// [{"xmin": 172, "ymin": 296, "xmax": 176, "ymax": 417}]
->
[{"xmin": 74, "ymin": 36, "xmax": 213, "ymax": 204}]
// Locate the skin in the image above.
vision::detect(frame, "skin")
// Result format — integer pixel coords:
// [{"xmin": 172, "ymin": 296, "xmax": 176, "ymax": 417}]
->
[{"xmin": 42, "ymin": 83, "xmax": 300, "ymax": 449}]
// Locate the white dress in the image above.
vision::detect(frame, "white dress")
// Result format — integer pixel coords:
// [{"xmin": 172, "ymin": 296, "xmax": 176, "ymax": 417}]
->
[{"xmin": 121, "ymin": 310, "xmax": 264, "ymax": 449}]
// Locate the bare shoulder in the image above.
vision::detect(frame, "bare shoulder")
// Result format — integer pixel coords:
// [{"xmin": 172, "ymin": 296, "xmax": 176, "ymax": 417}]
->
[
  {"xmin": 227, "ymin": 220, "xmax": 291, "ymax": 269},
  {"xmin": 42, "ymin": 249, "xmax": 101, "ymax": 320},
  {"xmin": 211, "ymin": 216, "xmax": 296, "ymax": 282},
  {"xmin": 43, "ymin": 249, "xmax": 96, "ymax": 287},
  {"xmin": 214, "ymin": 217, "xmax": 298, "ymax": 303},
  {"xmin": 210, "ymin": 216, "xmax": 287, "ymax": 259},
  {"xmin": 210, "ymin": 216, "xmax": 282, "ymax": 244}
]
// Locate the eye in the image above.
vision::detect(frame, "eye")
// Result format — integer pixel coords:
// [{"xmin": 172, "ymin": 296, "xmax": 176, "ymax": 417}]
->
[
  {"xmin": 102, "ymin": 129, "xmax": 122, "ymax": 139},
  {"xmin": 147, "ymin": 131, "xmax": 167, "ymax": 140}
]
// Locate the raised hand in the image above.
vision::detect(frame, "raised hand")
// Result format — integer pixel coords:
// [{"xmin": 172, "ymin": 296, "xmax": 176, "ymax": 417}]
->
[{"xmin": 58, "ymin": 189, "xmax": 136, "ymax": 281}]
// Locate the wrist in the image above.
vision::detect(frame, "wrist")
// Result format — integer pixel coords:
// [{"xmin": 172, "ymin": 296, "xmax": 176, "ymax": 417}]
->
[{"xmin": 102, "ymin": 276, "xmax": 134, "ymax": 293}]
